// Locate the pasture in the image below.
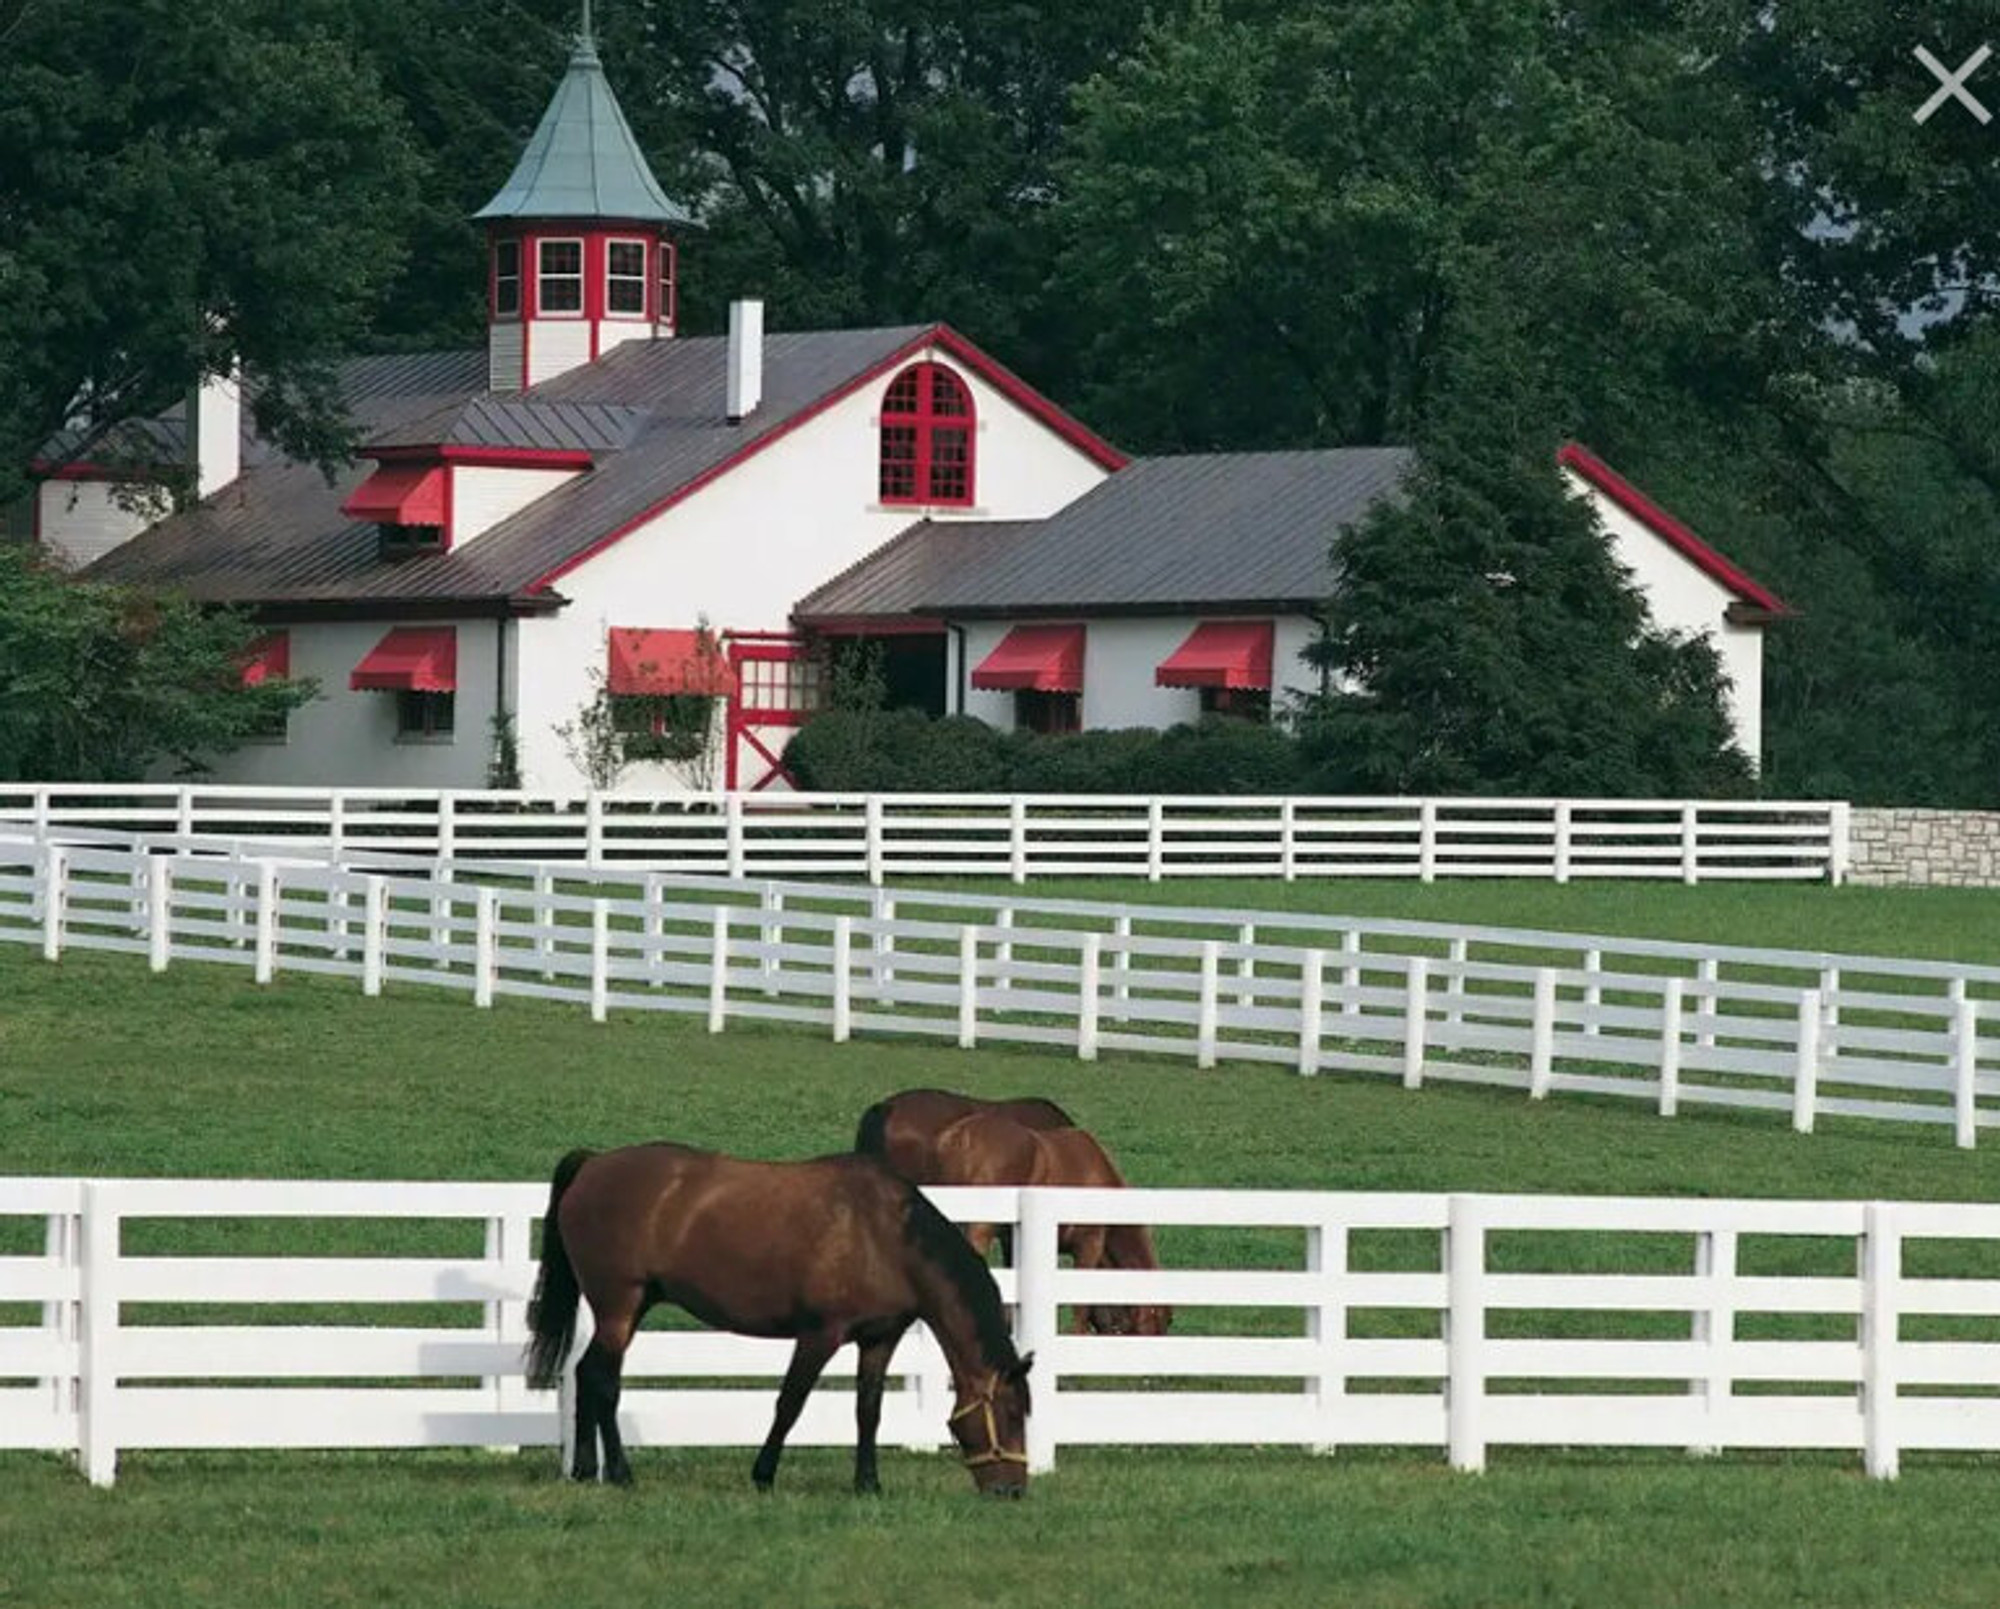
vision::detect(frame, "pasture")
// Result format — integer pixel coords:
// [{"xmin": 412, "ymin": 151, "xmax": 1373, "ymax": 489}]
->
[{"xmin": 4, "ymin": 876, "xmax": 2000, "ymax": 1608}]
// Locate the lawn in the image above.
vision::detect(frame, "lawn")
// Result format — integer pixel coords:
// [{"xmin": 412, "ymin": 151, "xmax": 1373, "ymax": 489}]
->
[{"xmin": 3, "ymin": 876, "xmax": 2000, "ymax": 1609}]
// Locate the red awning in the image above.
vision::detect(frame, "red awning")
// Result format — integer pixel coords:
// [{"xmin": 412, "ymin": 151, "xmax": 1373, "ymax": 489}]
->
[
  {"xmin": 239, "ymin": 632, "xmax": 289, "ymax": 688},
  {"xmin": 341, "ymin": 463, "xmax": 447, "ymax": 525},
  {"xmin": 607, "ymin": 628, "xmax": 736, "ymax": 696},
  {"xmin": 350, "ymin": 627, "xmax": 456, "ymax": 692},
  {"xmin": 1155, "ymin": 620, "xmax": 1274, "ymax": 690},
  {"xmin": 969, "ymin": 624, "xmax": 1086, "ymax": 693}
]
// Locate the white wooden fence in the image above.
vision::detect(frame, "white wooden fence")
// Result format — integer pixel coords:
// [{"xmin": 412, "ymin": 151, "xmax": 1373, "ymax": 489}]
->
[
  {"xmin": 2, "ymin": 833, "xmax": 1993, "ymax": 1146},
  {"xmin": 9, "ymin": 1175, "xmax": 1999, "ymax": 1486},
  {"xmin": 0, "ymin": 783, "xmax": 1851, "ymax": 884}
]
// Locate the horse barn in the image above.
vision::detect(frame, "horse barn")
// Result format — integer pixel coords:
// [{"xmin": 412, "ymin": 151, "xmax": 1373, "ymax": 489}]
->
[{"xmin": 37, "ymin": 34, "xmax": 1787, "ymax": 795}]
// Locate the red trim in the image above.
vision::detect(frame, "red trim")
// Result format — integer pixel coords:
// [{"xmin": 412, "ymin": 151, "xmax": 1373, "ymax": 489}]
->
[
  {"xmin": 1155, "ymin": 619, "xmax": 1274, "ymax": 690},
  {"xmin": 341, "ymin": 464, "xmax": 448, "ymax": 524},
  {"xmin": 607, "ymin": 627, "xmax": 736, "ymax": 696},
  {"xmin": 878, "ymin": 361, "xmax": 976, "ymax": 508},
  {"xmin": 661, "ymin": 239, "xmax": 678, "ymax": 335},
  {"xmin": 368, "ymin": 445, "xmax": 594, "ymax": 469},
  {"xmin": 1557, "ymin": 443, "xmax": 1790, "ymax": 616},
  {"xmin": 441, "ymin": 463, "xmax": 456, "ymax": 550},
  {"xmin": 971, "ymin": 623, "xmax": 1086, "ymax": 693},
  {"xmin": 350, "ymin": 626, "xmax": 457, "ymax": 692},
  {"xmin": 527, "ymin": 323, "xmax": 1127, "ymax": 592}
]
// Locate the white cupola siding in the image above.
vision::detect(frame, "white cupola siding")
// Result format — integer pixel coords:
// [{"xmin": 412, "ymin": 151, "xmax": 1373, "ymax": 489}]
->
[{"xmin": 473, "ymin": 29, "xmax": 691, "ymax": 393}]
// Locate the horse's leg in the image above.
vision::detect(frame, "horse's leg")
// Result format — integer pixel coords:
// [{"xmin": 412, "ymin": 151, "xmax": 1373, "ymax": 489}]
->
[
  {"xmin": 575, "ymin": 1298, "xmax": 641, "ymax": 1486},
  {"xmin": 751, "ymin": 1331, "xmax": 838, "ymax": 1492},
  {"xmin": 1067, "ymin": 1226, "xmax": 1108, "ymax": 1335},
  {"xmin": 851, "ymin": 1324, "xmax": 911, "ymax": 1497}
]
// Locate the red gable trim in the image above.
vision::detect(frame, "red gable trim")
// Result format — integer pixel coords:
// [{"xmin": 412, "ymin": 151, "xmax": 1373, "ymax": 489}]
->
[
  {"xmin": 369, "ymin": 445, "xmax": 594, "ymax": 470},
  {"xmin": 525, "ymin": 323, "xmax": 1128, "ymax": 594},
  {"xmin": 1557, "ymin": 443, "xmax": 1790, "ymax": 616}
]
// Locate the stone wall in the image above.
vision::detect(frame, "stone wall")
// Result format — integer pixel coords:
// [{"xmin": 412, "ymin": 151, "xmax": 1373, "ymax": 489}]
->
[{"xmin": 1848, "ymin": 808, "xmax": 2000, "ymax": 887}]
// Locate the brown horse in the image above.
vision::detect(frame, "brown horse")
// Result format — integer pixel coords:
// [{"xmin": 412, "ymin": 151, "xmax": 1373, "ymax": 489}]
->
[
  {"xmin": 856, "ymin": 1089, "xmax": 1170, "ymax": 1337},
  {"xmin": 525, "ymin": 1143, "xmax": 1034, "ymax": 1496}
]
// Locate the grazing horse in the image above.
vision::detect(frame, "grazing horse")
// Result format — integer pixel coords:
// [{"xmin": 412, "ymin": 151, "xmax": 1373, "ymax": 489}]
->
[
  {"xmin": 525, "ymin": 1143, "xmax": 1034, "ymax": 1496},
  {"xmin": 856, "ymin": 1089, "xmax": 1170, "ymax": 1337}
]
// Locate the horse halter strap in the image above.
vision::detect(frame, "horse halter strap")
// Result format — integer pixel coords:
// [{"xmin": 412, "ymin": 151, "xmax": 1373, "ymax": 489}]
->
[{"xmin": 950, "ymin": 1378, "xmax": 1027, "ymax": 1469}]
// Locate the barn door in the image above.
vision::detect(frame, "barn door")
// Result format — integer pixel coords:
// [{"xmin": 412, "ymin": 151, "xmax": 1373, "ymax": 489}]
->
[{"xmin": 724, "ymin": 633, "xmax": 825, "ymax": 791}]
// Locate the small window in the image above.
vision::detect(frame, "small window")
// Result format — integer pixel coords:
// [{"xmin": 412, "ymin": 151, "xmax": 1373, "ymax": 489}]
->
[
  {"xmin": 659, "ymin": 240, "xmax": 678, "ymax": 332},
  {"xmin": 1199, "ymin": 686, "xmax": 1271, "ymax": 723},
  {"xmin": 878, "ymin": 362, "xmax": 975, "ymax": 506},
  {"xmin": 538, "ymin": 239, "xmax": 583, "ymax": 314},
  {"xmin": 396, "ymin": 690, "xmax": 455, "ymax": 741},
  {"xmin": 1016, "ymin": 690, "xmax": 1080, "ymax": 735},
  {"xmin": 493, "ymin": 239, "xmax": 521, "ymax": 318},
  {"xmin": 378, "ymin": 522, "xmax": 443, "ymax": 561},
  {"xmin": 607, "ymin": 239, "xmax": 648, "ymax": 317},
  {"xmin": 736, "ymin": 654, "xmax": 824, "ymax": 722}
]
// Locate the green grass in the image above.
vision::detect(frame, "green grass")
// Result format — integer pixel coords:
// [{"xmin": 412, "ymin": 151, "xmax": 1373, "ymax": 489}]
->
[{"xmin": 5, "ymin": 879, "xmax": 2000, "ymax": 1609}]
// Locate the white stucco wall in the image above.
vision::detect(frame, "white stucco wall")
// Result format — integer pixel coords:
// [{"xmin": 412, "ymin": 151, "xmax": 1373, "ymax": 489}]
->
[
  {"xmin": 527, "ymin": 321, "xmax": 593, "ymax": 389},
  {"xmin": 37, "ymin": 481, "xmax": 159, "ymax": 569},
  {"xmin": 1567, "ymin": 471, "xmax": 1765, "ymax": 763},
  {"xmin": 453, "ymin": 466, "xmax": 581, "ymax": 545},
  {"xmin": 958, "ymin": 614, "xmax": 1321, "ymax": 732},
  {"xmin": 190, "ymin": 619, "xmax": 502, "ymax": 789},
  {"xmin": 511, "ymin": 344, "xmax": 1114, "ymax": 790}
]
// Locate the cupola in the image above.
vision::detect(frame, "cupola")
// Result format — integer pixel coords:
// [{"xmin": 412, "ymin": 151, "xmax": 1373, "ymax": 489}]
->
[{"xmin": 474, "ymin": 13, "xmax": 692, "ymax": 394}]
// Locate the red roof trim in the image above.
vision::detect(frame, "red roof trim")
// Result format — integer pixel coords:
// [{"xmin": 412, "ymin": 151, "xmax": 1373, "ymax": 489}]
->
[
  {"xmin": 368, "ymin": 445, "xmax": 594, "ymax": 469},
  {"xmin": 1557, "ymin": 443, "xmax": 1790, "ymax": 616},
  {"xmin": 524, "ymin": 323, "xmax": 1128, "ymax": 593}
]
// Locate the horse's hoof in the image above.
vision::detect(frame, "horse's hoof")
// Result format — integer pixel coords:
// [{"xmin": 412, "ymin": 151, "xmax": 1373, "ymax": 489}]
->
[
  {"xmin": 854, "ymin": 1479, "xmax": 882, "ymax": 1498},
  {"xmin": 753, "ymin": 1476, "xmax": 775, "ymax": 1494},
  {"xmin": 607, "ymin": 1466, "xmax": 635, "ymax": 1489}
]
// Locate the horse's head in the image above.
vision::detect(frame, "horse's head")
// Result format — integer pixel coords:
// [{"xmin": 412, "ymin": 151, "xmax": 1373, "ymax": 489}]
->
[
  {"xmin": 948, "ymin": 1355, "xmax": 1034, "ymax": 1497},
  {"xmin": 1082, "ymin": 1302, "xmax": 1174, "ymax": 1337}
]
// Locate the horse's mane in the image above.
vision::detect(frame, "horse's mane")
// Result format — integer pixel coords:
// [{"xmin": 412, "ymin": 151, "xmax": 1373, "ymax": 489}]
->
[{"xmin": 901, "ymin": 1185, "xmax": 1019, "ymax": 1372}]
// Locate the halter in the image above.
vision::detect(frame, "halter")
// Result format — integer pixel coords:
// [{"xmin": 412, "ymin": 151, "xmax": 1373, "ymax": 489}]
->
[{"xmin": 949, "ymin": 1377, "xmax": 1028, "ymax": 1470}]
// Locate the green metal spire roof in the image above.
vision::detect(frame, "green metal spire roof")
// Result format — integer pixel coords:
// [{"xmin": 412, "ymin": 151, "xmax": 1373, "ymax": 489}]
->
[{"xmin": 474, "ymin": 36, "xmax": 691, "ymax": 225}]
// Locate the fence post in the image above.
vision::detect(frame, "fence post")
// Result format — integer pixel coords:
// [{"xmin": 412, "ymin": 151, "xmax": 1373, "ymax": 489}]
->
[
  {"xmin": 1696, "ymin": 958, "xmax": 1719, "ymax": 1050},
  {"xmin": 832, "ymin": 917, "xmax": 853, "ymax": 1043},
  {"xmin": 78, "ymin": 1183, "xmax": 119, "ymax": 1488},
  {"xmin": 127, "ymin": 854, "xmax": 147, "ymax": 938},
  {"xmin": 1583, "ymin": 948, "xmax": 1602, "ymax": 1038},
  {"xmin": 1280, "ymin": 799, "xmax": 1299, "ymax": 883},
  {"xmin": 253, "ymin": 861, "xmax": 279, "ymax": 985},
  {"xmin": 1444, "ymin": 936, "xmax": 1469, "ymax": 1030},
  {"xmin": 864, "ymin": 795, "xmax": 885, "ymax": 886},
  {"xmin": 958, "ymin": 926, "xmax": 980, "ymax": 1050},
  {"xmin": 707, "ymin": 907, "xmax": 730, "ymax": 1033},
  {"xmin": 328, "ymin": 791, "xmax": 346, "ymax": 863},
  {"xmin": 147, "ymin": 858, "xmax": 173, "ymax": 974},
  {"xmin": 761, "ymin": 887, "xmax": 784, "ymax": 997},
  {"xmin": 1821, "ymin": 965, "xmax": 1841, "ymax": 1034},
  {"xmin": 1953, "ymin": 990, "xmax": 1979, "ymax": 1150},
  {"xmin": 1016, "ymin": 1188, "xmax": 1060, "ymax": 1475},
  {"xmin": 1689, "ymin": 1227, "xmax": 1736, "ymax": 1456},
  {"xmin": 1553, "ymin": 801, "xmax": 1572, "ymax": 885},
  {"xmin": 41, "ymin": 1205, "xmax": 80, "ymax": 1435},
  {"xmin": 1305, "ymin": 1216, "xmax": 1346, "ymax": 1454},
  {"xmin": 536, "ymin": 869, "xmax": 557, "ymax": 982},
  {"xmin": 1862, "ymin": 1203, "xmax": 1901, "ymax": 1480},
  {"xmin": 871, "ymin": 889, "xmax": 895, "ymax": 993},
  {"xmin": 994, "ymin": 908, "xmax": 1014, "ymax": 997},
  {"xmin": 1794, "ymin": 988, "xmax": 1823, "ymax": 1135},
  {"xmin": 1418, "ymin": 800, "xmax": 1438, "ymax": 883},
  {"xmin": 589, "ymin": 900, "xmax": 609, "ymax": 1023},
  {"xmin": 1403, "ymin": 957, "xmax": 1430, "ymax": 1089},
  {"xmin": 1829, "ymin": 802, "xmax": 1851, "ymax": 887},
  {"xmin": 41, "ymin": 843, "xmax": 66, "ymax": 962},
  {"xmin": 1112, "ymin": 913, "xmax": 1133, "ymax": 1021},
  {"xmin": 1077, "ymin": 934, "xmax": 1102, "ymax": 1061},
  {"xmin": 474, "ymin": 888, "xmax": 498, "ymax": 1009},
  {"xmin": 1145, "ymin": 799, "xmax": 1164, "ymax": 883},
  {"xmin": 1008, "ymin": 798, "xmax": 1029, "ymax": 885},
  {"xmin": 1445, "ymin": 1194, "xmax": 1486, "ymax": 1474},
  {"xmin": 174, "ymin": 786, "xmax": 194, "ymax": 839},
  {"xmin": 362, "ymin": 876, "xmax": 386, "ymax": 996},
  {"xmin": 1298, "ymin": 949, "xmax": 1326, "ymax": 1077},
  {"xmin": 640, "ymin": 873, "xmax": 664, "ymax": 988},
  {"xmin": 1196, "ymin": 941, "xmax": 1220, "ymax": 1069},
  {"xmin": 585, "ymin": 793, "xmax": 605, "ymax": 866},
  {"xmin": 725, "ymin": 792, "xmax": 746, "ymax": 880},
  {"xmin": 1680, "ymin": 803, "xmax": 1700, "ymax": 885},
  {"xmin": 1658, "ymin": 978, "xmax": 1684, "ymax": 1117},
  {"xmin": 1341, "ymin": 929, "xmax": 1363, "ymax": 1026},
  {"xmin": 1235, "ymin": 922, "xmax": 1256, "ymax": 1009},
  {"xmin": 437, "ymin": 792, "xmax": 457, "ymax": 862},
  {"xmin": 1529, "ymin": 969, "xmax": 1556, "ymax": 1099}
]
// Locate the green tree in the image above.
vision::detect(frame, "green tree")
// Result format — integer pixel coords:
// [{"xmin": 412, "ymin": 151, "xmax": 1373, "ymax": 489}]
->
[{"xmin": 0, "ymin": 549, "xmax": 314, "ymax": 781}]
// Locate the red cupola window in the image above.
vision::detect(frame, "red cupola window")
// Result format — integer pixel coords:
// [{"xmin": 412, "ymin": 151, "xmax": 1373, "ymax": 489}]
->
[
  {"xmin": 493, "ymin": 239, "xmax": 522, "ymax": 318},
  {"xmin": 879, "ymin": 362, "xmax": 975, "ymax": 507}
]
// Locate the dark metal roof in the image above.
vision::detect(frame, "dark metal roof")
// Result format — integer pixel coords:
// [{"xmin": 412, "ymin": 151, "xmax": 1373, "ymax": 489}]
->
[
  {"xmin": 85, "ymin": 327, "xmax": 934, "ymax": 610},
  {"xmin": 796, "ymin": 449, "xmax": 1414, "ymax": 620},
  {"xmin": 369, "ymin": 396, "xmax": 647, "ymax": 453}
]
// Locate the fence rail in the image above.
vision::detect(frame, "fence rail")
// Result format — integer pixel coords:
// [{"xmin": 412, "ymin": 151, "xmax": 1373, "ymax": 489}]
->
[
  {"xmin": 1, "ymin": 833, "xmax": 1992, "ymax": 1146},
  {"xmin": 0, "ymin": 784, "xmax": 1851, "ymax": 885},
  {"xmin": 9, "ymin": 1175, "xmax": 1999, "ymax": 1485}
]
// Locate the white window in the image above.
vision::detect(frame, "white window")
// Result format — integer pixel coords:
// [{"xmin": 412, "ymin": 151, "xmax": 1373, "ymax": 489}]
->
[
  {"xmin": 606, "ymin": 239, "xmax": 648, "ymax": 317},
  {"xmin": 493, "ymin": 239, "xmax": 521, "ymax": 318},
  {"xmin": 396, "ymin": 691, "xmax": 455, "ymax": 741},
  {"xmin": 537, "ymin": 239, "xmax": 583, "ymax": 315}
]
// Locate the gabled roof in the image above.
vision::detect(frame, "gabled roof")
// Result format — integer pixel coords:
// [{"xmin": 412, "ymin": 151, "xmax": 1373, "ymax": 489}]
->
[
  {"xmin": 473, "ymin": 38, "xmax": 690, "ymax": 226},
  {"xmin": 82, "ymin": 323, "xmax": 1120, "ymax": 613},
  {"xmin": 797, "ymin": 449, "xmax": 1414, "ymax": 620}
]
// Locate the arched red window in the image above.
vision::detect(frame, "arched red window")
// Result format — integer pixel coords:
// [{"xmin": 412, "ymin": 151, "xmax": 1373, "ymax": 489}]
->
[{"xmin": 879, "ymin": 362, "xmax": 974, "ymax": 506}]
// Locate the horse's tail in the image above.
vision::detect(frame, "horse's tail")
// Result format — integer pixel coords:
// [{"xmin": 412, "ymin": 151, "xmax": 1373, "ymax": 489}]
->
[
  {"xmin": 854, "ymin": 1098, "xmax": 893, "ymax": 1156},
  {"xmin": 525, "ymin": 1148, "xmax": 595, "ymax": 1390}
]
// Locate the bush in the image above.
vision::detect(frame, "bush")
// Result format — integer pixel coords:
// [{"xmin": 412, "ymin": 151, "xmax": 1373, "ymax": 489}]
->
[{"xmin": 785, "ymin": 711, "xmax": 1309, "ymax": 794}]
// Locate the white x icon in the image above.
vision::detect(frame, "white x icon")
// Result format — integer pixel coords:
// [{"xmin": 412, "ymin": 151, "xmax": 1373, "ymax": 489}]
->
[{"xmin": 1914, "ymin": 44, "xmax": 1993, "ymax": 125}]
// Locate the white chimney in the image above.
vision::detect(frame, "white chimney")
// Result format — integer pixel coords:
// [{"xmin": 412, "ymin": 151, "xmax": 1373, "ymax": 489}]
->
[
  {"xmin": 189, "ymin": 368, "xmax": 242, "ymax": 499},
  {"xmin": 726, "ymin": 299, "xmax": 764, "ymax": 422}
]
